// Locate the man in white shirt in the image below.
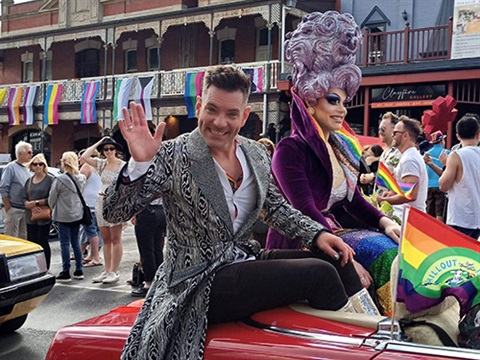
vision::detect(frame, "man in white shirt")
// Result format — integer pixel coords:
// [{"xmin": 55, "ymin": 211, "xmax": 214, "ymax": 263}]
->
[{"xmin": 377, "ymin": 116, "xmax": 428, "ymax": 220}]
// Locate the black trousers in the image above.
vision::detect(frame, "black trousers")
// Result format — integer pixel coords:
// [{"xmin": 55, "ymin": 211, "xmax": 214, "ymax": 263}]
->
[
  {"xmin": 208, "ymin": 249, "xmax": 362, "ymax": 324},
  {"xmin": 134, "ymin": 205, "xmax": 167, "ymax": 282},
  {"xmin": 27, "ymin": 223, "xmax": 52, "ymax": 269}
]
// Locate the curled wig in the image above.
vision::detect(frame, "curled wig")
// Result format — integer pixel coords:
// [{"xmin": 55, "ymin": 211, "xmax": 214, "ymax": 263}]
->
[{"xmin": 285, "ymin": 11, "xmax": 363, "ymax": 105}]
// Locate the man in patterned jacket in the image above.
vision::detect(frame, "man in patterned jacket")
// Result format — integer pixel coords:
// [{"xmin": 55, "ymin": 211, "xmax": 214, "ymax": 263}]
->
[{"xmin": 104, "ymin": 65, "xmax": 376, "ymax": 360}]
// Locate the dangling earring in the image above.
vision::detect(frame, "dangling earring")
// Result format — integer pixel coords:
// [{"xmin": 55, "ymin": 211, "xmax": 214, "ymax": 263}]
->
[{"xmin": 308, "ymin": 106, "xmax": 315, "ymax": 116}]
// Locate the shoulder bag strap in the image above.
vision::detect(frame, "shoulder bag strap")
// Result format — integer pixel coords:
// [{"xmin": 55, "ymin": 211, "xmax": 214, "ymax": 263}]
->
[
  {"xmin": 28, "ymin": 177, "xmax": 33, "ymax": 201},
  {"xmin": 65, "ymin": 173, "xmax": 88, "ymax": 209}
]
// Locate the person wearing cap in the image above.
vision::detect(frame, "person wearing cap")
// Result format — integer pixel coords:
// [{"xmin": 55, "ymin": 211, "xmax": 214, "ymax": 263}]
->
[
  {"xmin": 80, "ymin": 137, "xmax": 126, "ymax": 284},
  {"xmin": 423, "ymin": 130, "xmax": 448, "ymax": 222}
]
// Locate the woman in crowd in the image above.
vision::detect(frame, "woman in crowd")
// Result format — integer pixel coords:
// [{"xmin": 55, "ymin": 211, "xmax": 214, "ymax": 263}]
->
[
  {"xmin": 23, "ymin": 153, "xmax": 54, "ymax": 269},
  {"xmin": 359, "ymin": 144, "xmax": 384, "ymax": 196},
  {"xmin": 49, "ymin": 151, "xmax": 86, "ymax": 282},
  {"xmin": 266, "ymin": 11, "xmax": 400, "ymax": 315},
  {"xmin": 80, "ymin": 137, "xmax": 126, "ymax": 284},
  {"xmin": 78, "ymin": 149, "xmax": 103, "ymax": 267}
]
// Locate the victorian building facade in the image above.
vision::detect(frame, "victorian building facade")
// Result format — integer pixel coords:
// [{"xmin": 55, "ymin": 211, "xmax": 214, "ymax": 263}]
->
[{"xmin": 0, "ymin": 0, "xmax": 336, "ymax": 164}]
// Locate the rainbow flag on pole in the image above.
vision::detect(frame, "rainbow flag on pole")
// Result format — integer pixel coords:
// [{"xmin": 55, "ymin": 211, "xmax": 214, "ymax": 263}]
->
[
  {"xmin": 396, "ymin": 206, "xmax": 480, "ymax": 316},
  {"xmin": 80, "ymin": 81, "xmax": 100, "ymax": 124},
  {"xmin": 8, "ymin": 87, "xmax": 23, "ymax": 126},
  {"xmin": 376, "ymin": 162, "xmax": 417, "ymax": 199},
  {"xmin": 44, "ymin": 84, "xmax": 62, "ymax": 125}
]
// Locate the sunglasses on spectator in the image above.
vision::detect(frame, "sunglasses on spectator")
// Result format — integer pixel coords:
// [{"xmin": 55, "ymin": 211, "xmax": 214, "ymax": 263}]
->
[
  {"xmin": 378, "ymin": 127, "xmax": 386, "ymax": 133},
  {"xmin": 393, "ymin": 130, "xmax": 406, "ymax": 136},
  {"xmin": 26, "ymin": 151, "xmax": 33, "ymax": 154},
  {"xmin": 32, "ymin": 163, "xmax": 44, "ymax": 167},
  {"xmin": 103, "ymin": 147, "xmax": 116, "ymax": 151}
]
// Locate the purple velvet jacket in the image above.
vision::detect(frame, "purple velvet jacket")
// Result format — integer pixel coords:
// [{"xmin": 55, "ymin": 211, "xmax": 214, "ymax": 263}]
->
[{"xmin": 266, "ymin": 91, "xmax": 385, "ymax": 249}]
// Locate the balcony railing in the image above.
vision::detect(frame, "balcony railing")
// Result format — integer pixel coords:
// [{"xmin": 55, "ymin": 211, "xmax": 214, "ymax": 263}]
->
[
  {"xmin": 0, "ymin": 60, "xmax": 280, "ymax": 109},
  {"xmin": 357, "ymin": 18, "xmax": 453, "ymax": 66}
]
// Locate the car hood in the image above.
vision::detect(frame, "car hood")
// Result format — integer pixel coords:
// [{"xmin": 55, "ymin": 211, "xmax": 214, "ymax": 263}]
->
[{"xmin": 0, "ymin": 235, "xmax": 43, "ymax": 257}]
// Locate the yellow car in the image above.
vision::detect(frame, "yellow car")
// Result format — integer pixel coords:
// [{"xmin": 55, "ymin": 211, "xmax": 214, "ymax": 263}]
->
[{"xmin": 0, "ymin": 234, "xmax": 55, "ymax": 334}]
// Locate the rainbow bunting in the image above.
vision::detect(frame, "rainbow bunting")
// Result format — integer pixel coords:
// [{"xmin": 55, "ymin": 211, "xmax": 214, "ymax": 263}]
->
[
  {"xmin": 8, "ymin": 87, "xmax": 23, "ymax": 126},
  {"xmin": 80, "ymin": 81, "xmax": 100, "ymax": 124},
  {"xmin": 184, "ymin": 71, "xmax": 204, "ymax": 118},
  {"xmin": 376, "ymin": 162, "xmax": 417, "ymax": 199},
  {"xmin": 44, "ymin": 84, "xmax": 62, "ymax": 125},
  {"xmin": 397, "ymin": 206, "xmax": 480, "ymax": 316}
]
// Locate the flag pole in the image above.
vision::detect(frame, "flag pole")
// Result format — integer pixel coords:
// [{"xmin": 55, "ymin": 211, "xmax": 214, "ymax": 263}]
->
[{"xmin": 390, "ymin": 205, "xmax": 409, "ymax": 340}]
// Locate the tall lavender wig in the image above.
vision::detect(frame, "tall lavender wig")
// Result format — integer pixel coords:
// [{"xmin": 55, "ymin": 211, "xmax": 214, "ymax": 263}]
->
[{"xmin": 285, "ymin": 11, "xmax": 363, "ymax": 104}]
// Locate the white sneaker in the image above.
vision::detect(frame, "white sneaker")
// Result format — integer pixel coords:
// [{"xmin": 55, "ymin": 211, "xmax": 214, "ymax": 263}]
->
[
  {"xmin": 92, "ymin": 271, "xmax": 108, "ymax": 283},
  {"xmin": 102, "ymin": 272, "xmax": 119, "ymax": 284}
]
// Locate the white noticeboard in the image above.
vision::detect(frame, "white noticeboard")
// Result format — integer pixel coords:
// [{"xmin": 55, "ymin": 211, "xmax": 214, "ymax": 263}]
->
[{"xmin": 451, "ymin": 0, "xmax": 480, "ymax": 59}]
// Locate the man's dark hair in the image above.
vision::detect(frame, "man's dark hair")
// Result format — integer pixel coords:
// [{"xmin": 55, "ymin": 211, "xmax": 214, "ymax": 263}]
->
[
  {"xmin": 456, "ymin": 113, "xmax": 480, "ymax": 140},
  {"xmin": 203, "ymin": 65, "xmax": 251, "ymax": 102},
  {"xmin": 382, "ymin": 111, "xmax": 399, "ymax": 125},
  {"xmin": 398, "ymin": 116, "xmax": 422, "ymax": 140}
]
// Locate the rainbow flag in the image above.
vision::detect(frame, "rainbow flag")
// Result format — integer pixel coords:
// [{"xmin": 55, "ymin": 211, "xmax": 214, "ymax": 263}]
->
[
  {"xmin": 8, "ymin": 87, "xmax": 23, "ymax": 126},
  {"xmin": 184, "ymin": 71, "xmax": 204, "ymax": 118},
  {"xmin": 44, "ymin": 84, "xmax": 62, "ymax": 125},
  {"xmin": 334, "ymin": 122, "xmax": 363, "ymax": 163},
  {"xmin": 80, "ymin": 81, "xmax": 100, "ymax": 124},
  {"xmin": 376, "ymin": 162, "xmax": 417, "ymax": 199},
  {"xmin": 396, "ymin": 206, "xmax": 480, "ymax": 316}
]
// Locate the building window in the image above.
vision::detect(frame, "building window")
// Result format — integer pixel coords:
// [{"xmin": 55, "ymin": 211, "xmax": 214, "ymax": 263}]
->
[
  {"xmin": 147, "ymin": 47, "xmax": 159, "ymax": 71},
  {"xmin": 23, "ymin": 61, "xmax": 34, "ymax": 83},
  {"xmin": 75, "ymin": 49, "xmax": 100, "ymax": 78},
  {"xmin": 125, "ymin": 50, "xmax": 137, "ymax": 72},
  {"xmin": 122, "ymin": 38, "xmax": 138, "ymax": 73},
  {"xmin": 219, "ymin": 40, "xmax": 235, "ymax": 64},
  {"xmin": 41, "ymin": 51, "xmax": 52, "ymax": 81},
  {"xmin": 217, "ymin": 27, "xmax": 236, "ymax": 64},
  {"xmin": 21, "ymin": 51, "xmax": 34, "ymax": 83}
]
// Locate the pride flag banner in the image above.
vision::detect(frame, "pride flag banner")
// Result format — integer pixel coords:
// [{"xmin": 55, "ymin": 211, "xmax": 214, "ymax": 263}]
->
[
  {"xmin": 8, "ymin": 87, "xmax": 23, "ymax": 126},
  {"xmin": 397, "ymin": 206, "xmax": 480, "ymax": 316},
  {"xmin": 0, "ymin": 88, "xmax": 7, "ymax": 105},
  {"xmin": 243, "ymin": 67, "xmax": 263, "ymax": 93},
  {"xmin": 44, "ymin": 84, "xmax": 62, "ymax": 125},
  {"xmin": 376, "ymin": 162, "xmax": 417, "ymax": 199},
  {"xmin": 23, "ymin": 85, "xmax": 39, "ymax": 126},
  {"xmin": 80, "ymin": 81, "xmax": 100, "ymax": 124},
  {"xmin": 134, "ymin": 76, "xmax": 154, "ymax": 120},
  {"xmin": 334, "ymin": 122, "xmax": 363, "ymax": 163},
  {"xmin": 184, "ymin": 71, "xmax": 204, "ymax": 118},
  {"xmin": 113, "ymin": 77, "xmax": 133, "ymax": 121}
]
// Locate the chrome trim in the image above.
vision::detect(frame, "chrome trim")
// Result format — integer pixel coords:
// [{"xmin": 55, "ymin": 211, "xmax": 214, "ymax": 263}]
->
[
  {"xmin": 243, "ymin": 319, "xmax": 365, "ymax": 347},
  {"xmin": 376, "ymin": 341, "xmax": 480, "ymax": 359}
]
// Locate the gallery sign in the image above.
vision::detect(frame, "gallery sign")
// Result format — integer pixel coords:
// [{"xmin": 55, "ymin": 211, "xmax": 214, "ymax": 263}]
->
[{"xmin": 371, "ymin": 84, "xmax": 447, "ymax": 108}]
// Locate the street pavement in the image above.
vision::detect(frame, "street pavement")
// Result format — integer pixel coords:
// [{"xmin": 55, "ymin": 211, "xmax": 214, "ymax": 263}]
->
[{"xmin": 0, "ymin": 222, "xmax": 141, "ymax": 360}]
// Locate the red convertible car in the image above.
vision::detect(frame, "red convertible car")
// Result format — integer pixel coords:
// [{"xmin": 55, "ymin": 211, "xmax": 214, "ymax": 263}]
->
[{"xmin": 46, "ymin": 300, "xmax": 478, "ymax": 360}]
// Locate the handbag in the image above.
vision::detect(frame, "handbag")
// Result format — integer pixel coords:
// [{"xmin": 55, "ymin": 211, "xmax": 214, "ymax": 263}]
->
[
  {"xmin": 66, "ymin": 173, "xmax": 93, "ymax": 226},
  {"xmin": 28, "ymin": 178, "xmax": 51, "ymax": 222}
]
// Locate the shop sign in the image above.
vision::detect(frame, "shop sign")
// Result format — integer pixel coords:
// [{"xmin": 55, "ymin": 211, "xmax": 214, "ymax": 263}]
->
[{"xmin": 371, "ymin": 84, "xmax": 446, "ymax": 108}]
